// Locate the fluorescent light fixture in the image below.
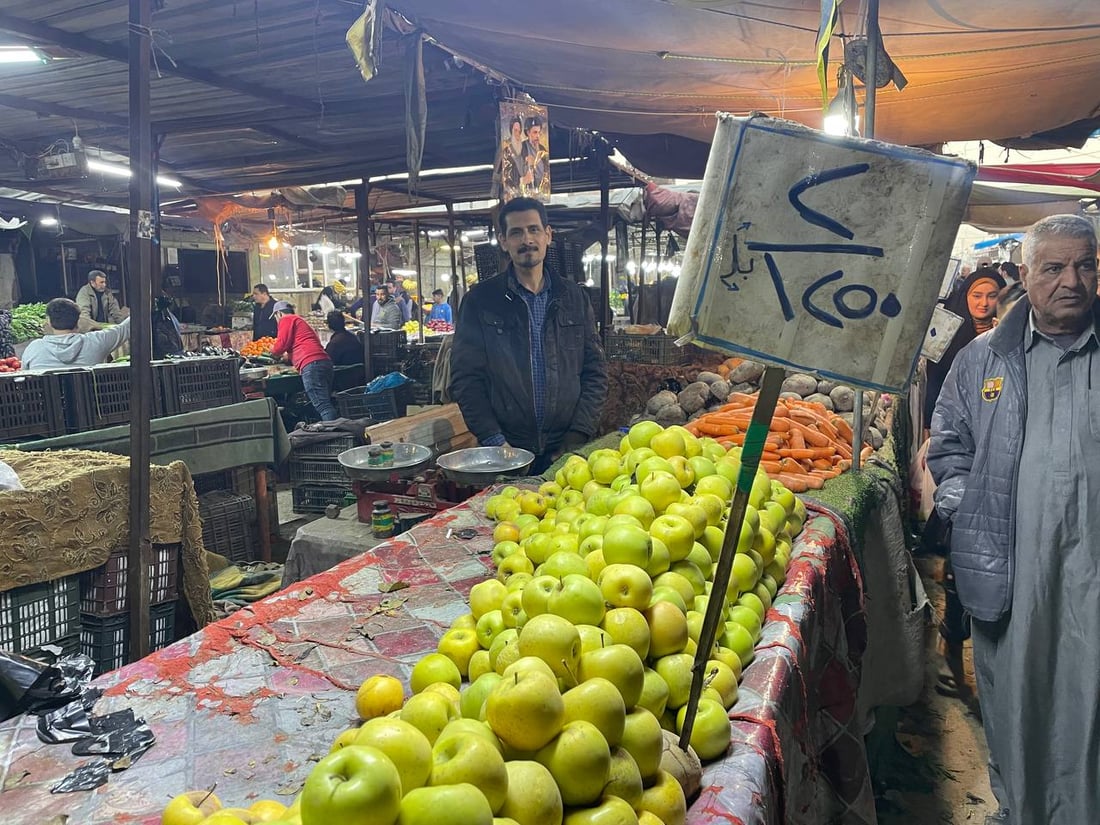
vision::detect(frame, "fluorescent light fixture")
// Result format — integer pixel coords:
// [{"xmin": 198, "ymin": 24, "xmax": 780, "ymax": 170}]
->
[
  {"xmin": 340, "ymin": 251, "xmax": 362, "ymax": 261},
  {"xmin": 39, "ymin": 216, "xmax": 58, "ymax": 227},
  {"xmin": 585, "ymin": 278, "xmax": 595, "ymax": 286},
  {"xmin": 0, "ymin": 47, "xmax": 45, "ymax": 64},
  {"xmin": 86, "ymin": 158, "xmax": 182, "ymax": 188},
  {"xmin": 626, "ymin": 261, "xmax": 637, "ymax": 275},
  {"xmin": 313, "ymin": 244, "xmax": 334, "ymax": 255},
  {"xmin": 392, "ymin": 268, "xmax": 417, "ymax": 276},
  {"xmin": 440, "ymin": 272, "xmax": 452, "ymax": 281}
]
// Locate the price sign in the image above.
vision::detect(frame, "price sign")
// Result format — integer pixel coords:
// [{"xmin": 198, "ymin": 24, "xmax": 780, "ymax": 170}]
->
[{"xmin": 668, "ymin": 114, "xmax": 975, "ymax": 393}]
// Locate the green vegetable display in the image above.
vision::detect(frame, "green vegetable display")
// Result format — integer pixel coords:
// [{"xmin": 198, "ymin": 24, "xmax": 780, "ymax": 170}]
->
[{"xmin": 10, "ymin": 303, "xmax": 47, "ymax": 343}]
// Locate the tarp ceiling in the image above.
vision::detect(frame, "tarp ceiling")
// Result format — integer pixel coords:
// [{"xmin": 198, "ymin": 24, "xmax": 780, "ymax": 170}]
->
[{"xmin": 388, "ymin": 0, "xmax": 1100, "ymax": 178}]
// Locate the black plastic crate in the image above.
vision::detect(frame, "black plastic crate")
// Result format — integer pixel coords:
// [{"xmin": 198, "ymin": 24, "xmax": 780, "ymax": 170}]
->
[
  {"xmin": 199, "ymin": 490, "xmax": 257, "ymax": 563},
  {"xmin": 604, "ymin": 332, "xmax": 688, "ymax": 365},
  {"xmin": 370, "ymin": 354, "xmax": 404, "ymax": 377},
  {"xmin": 80, "ymin": 543, "xmax": 181, "ymax": 616},
  {"xmin": 81, "ymin": 601, "xmax": 176, "ymax": 677},
  {"xmin": 292, "ymin": 433, "xmax": 356, "ymax": 459},
  {"xmin": 293, "ymin": 484, "xmax": 352, "ymax": 514},
  {"xmin": 166, "ymin": 357, "xmax": 243, "ymax": 414},
  {"xmin": 54, "ymin": 365, "xmax": 168, "ymax": 432},
  {"xmin": 369, "ymin": 329, "xmax": 407, "ymax": 357},
  {"xmin": 289, "ymin": 457, "xmax": 348, "ymax": 485},
  {"xmin": 0, "ymin": 576, "xmax": 81, "ymax": 656},
  {"xmin": 0, "ymin": 372, "xmax": 65, "ymax": 441},
  {"xmin": 334, "ymin": 385, "xmax": 408, "ymax": 422},
  {"xmin": 192, "ymin": 469, "xmax": 234, "ymax": 495},
  {"xmin": 410, "ymin": 378, "xmax": 436, "ymax": 406}
]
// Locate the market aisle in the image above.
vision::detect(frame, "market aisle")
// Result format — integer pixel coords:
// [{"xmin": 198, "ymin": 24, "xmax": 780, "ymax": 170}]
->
[{"xmin": 873, "ymin": 555, "xmax": 997, "ymax": 823}]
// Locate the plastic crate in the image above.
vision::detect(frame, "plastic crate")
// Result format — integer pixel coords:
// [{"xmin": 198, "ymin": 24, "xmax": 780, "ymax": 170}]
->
[
  {"xmin": 193, "ymin": 469, "xmax": 234, "ymax": 494},
  {"xmin": 604, "ymin": 332, "xmax": 688, "ymax": 365},
  {"xmin": 199, "ymin": 490, "xmax": 257, "ymax": 564},
  {"xmin": 165, "ymin": 357, "xmax": 243, "ymax": 414},
  {"xmin": 369, "ymin": 329, "xmax": 407, "ymax": 357},
  {"xmin": 293, "ymin": 484, "xmax": 352, "ymax": 514},
  {"xmin": 0, "ymin": 576, "xmax": 81, "ymax": 656},
  {"xmin": 292, "ymin": 433, "xmax": 356, "ymax": 458},
  {"xmin": 54, "ymin": 365, "xmax": 168, "ymax": 431},
  {"xmin": 334, "ymin": 385, "xmax": 407, "ymax": 421},
  {"xmin": 289, "ymin": 457, "xmax": 348, "ymax": 485},
  {"xmin": 410, "ymin": 377, "xmax": 436, "ymax": 406},
  {"xmin": 79, "ymin": 543, "xmax": 181, "ymax": 616},
  {"xmin": 81, "ymin": 601, "xmax": 176, "ymax": 677},
  {"xmin": 0, "ymin": 372, "xmax": 65, "ymax": 441}
]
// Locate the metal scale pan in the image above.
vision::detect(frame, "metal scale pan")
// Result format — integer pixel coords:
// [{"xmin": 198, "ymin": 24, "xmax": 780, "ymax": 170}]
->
[{"xmin": 338, "ymin": 443, "xmax": 433, "ymax": 483}]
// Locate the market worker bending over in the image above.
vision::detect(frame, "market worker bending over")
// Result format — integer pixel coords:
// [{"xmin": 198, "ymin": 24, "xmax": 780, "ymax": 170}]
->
[
  {"xmin": 269, "ymin": 301, "xmax": 338, "ymax": 421},
  {"xmin": 449, "ymin": 196, "xmax": 607, "ymax": 475},
  {"xmin": 928, "ymin": 213, "xmax": 1100, "ymax": 825},
  {"xmin": 22, "ymin": 298, "xmax": 131, "ymax": 370},
  {"xmin": 75, "ymin": 269, "xmax": 126, "ymax": 327}
]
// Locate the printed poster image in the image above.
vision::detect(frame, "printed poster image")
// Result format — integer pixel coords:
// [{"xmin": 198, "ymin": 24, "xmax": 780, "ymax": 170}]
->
[{"xmin": 498, "ymin": 102, "xmax": 551, "ymax": 203}]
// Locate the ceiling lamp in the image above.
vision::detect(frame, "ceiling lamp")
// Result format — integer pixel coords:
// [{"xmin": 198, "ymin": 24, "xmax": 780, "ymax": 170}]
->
[{"xmin": 0, "ymin": 46, "xmax": 47, "ymax": 65}]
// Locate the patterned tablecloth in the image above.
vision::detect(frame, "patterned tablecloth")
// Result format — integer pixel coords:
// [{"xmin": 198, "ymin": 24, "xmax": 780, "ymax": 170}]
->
[{"xmin": 0, "ymin": 492, "xmax": 873, "ymax": 825}]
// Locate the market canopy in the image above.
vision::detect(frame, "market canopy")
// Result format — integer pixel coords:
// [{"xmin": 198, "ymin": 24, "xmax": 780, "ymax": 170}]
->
[{"xmin": 385, "ymin": 0, "xmax": 1100, "ymax": 178}]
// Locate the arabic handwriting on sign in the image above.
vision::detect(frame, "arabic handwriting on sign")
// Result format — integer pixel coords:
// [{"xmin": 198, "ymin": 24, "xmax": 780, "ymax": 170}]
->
[{"xmin": 718, "ymin": 232, "xmax": 755, "ymax": 292}]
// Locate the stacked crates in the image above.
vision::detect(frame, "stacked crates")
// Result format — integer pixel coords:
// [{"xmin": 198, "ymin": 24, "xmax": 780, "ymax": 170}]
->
[{"xmin": 290, "ymin": 434, "xmax": 355, "ymax": 514}]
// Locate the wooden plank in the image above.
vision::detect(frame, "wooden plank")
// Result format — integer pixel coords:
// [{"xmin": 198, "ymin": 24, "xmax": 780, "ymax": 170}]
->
[{"xmin": 364, "ymin": 403, "xmax": 473, "ymax": 456}]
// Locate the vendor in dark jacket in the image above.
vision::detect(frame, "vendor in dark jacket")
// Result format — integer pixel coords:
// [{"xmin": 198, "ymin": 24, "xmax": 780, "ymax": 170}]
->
[
  {"xmin": 251, "ymin": 283, "xmax": 278, "ymax": 340},
  {"xmin": 324, "ymin": 311, "xmax": 363, "ymax": 366},
  {"xmin": 450, "ymin": 197, "xmax": 608, "ymax": 474}
]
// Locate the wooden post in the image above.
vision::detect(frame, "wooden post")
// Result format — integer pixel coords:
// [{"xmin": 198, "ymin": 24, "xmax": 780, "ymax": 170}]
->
[
  {"xmin": 599, "ymin": 154, "xmax": 612, "ymax": 339},
  {"xmin": 253, "ymin": 465, "xmax": 272, "ymax": 562},
  {"xmin": 355, "ymin": 181, "xmax": 374, "ymax": 381},
  {"xmin": 126, "ymin": 0, "xmax": 154, "ymax": 663},
  {"xmin": 413, "ymin": 220, "xmax": 425, "ymax": 345}
]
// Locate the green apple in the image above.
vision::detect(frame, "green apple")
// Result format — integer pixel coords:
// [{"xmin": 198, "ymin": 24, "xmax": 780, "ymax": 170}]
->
[
  {"xmin": 588, "ymin": 448, "xmax": 625, "ymax": 485},
  {"xmin": 635, "ymin": 769, "xmax": 686, "ymax": 825},
  {"xmin": 730, "ymin": 552, "xmax": 759, "ymax": 595},
  {"xmin": 578, "ymin": 514, "xmax": 610, "ymax": 540},
  {"xmin": 484, "ymin": 669, "xmax": 564, "ymax": 752},
  {"xmin": 488, "ymin": 628, "xmax": 520, "ymax": 672},
  {"xmin": 649, "ymin": 429, "xmax": 686, "ymax": 460},
  {"xmin": 653, "ymin": 653, "xmax": 695, "ymax": 710},
  {"xmin": 687, "ymin": 455, "xmax": 717, "ymax": 482},
  {"xmin": 461, "ymin": 672, "xmax": 503, "ymax": 720},
  {"xmin": 638, "ymin": 471, "xmax": 682, "ymax": 514},
  {"xmin": 429, "ymin": 732, "xmax": 509, "ymax": 812},
  {"xmin": 518, "ymin": 613, "xmax": 582, "ymax": 683},
  {"xmin": 411, "ymin": 653, "xmax": 462, "ymax": 694},
  {"xmin": 584, "ymin": 489, "xmax": 616, "ymax": 517},
  {"xmin": 620, "ymin": 708, "xmax": 664, "ymax": 782},
  {"xmin": 702, "ymin": 659, "xmax": 739, "ymax": 709},
  {"xmin": 751, "ymin": 582, "xmax": 773, "ymax": 613},
  {"xmin": 666, "ymin": 455, "xmax": 695, "ymax": 489},
  {"xmin": 437, "ymin": 718, "xmax": 502, "ymax": 753},
  {"xmin": 497, "ymin": 552, "xmax": 535, "ymax": 582},
  {"xmin": 604, "ymin": 746, "xmax": 644, "ymax": 808},
  {"xmin": 652, "ymin": 571, "xmax": 695, "ymax": 608},
  {"xmin": 465, "ymin": 650, "xmax": 491, "ymax": 683},
  {"xmin": 521, "ymin": 575, "xmax": 560, "ymax": 618},
  {"xmin": 353, "ymin": 718, "xmax": 433, "ymax": 791},
  {"xmin": 558, "ymin": 489, "xmax": 585, "ymax": 508},
  {"xmin": 627, "ymin": 421, "xmax": 663, "ymax": 449},
  {"xmin": 504, "ymin": 572, "xmax": 533, "ymax": 593},
  {"xmin": 498, "ymin": 760, "xmax": 563, "ymax": 825},
  {"xmin": 435, "ymin": 628, "xmax": 480, "ymax": 679},
  {"xmin": 578, "ymin": 644, "xmax": 645, "ymax": 708},
  {"xmin": 600, "ymin": 607, "xmax": 651, "ymax": 660},
  {"xmin": 669, "ymin": 561, "xmax": 706, "ymax": 596},
  {"xmin": 685, "ymin": 610, "xmax": 705, "ymax": 644},
  {"xmin": 634, "ymin": 456, "xmax": 674, "ymax": 486},
  {"xmin": 598, "ymin": 564, "xmax": 654, "ymax": 610},
  {"xmin": 663, "ymin": 502, "xmax": 708, "ymax": 539},
  {"xmin": 649, "ymin": 586, "xmax": 687, "ymax": 614},
  {"xmin": 161, "ymin": 790, "xmax": 223, "ymax": 825},
  {"xmin": 562, "ymin": 676, "xmax": 626, "ymax": 748},
  {"xmin": 752, "ymin": 525, "xmax": 776, "ymax": 567},
  {"xmin": 606, "ymin": 514, "xmax": 644, "ymax": 531},
  {"xmin": 300, "ymin": 745, "xmax": 401, "ymax": 825},
  {"xmin": 712, "ymin": 646, "xmax": 743, "ymax": 681},
  {"xmin": 720, "ymin": 621, "xmax": 756, "ymax": 668},
  {"xmin": 476, "ymin": 610, "xmax": 507, "ymax": 651},
  {"xmin": 397, "ymin": 782, "xmax": 493, "ymax": 825},
  {"xmin": 523, "ymin": 532, "xmax": 557, "ymax": 566},
  {"xmin": 548, "ymin": 574, "xmax": 606, "ymax": 626},
  {"xmin": 492, "ymin": 541, "xmax": 522, "ymax": 566},
  {"xmin": 739, "ymin": 590, "xmax": 767, "ymax": 622},
  {"xmin": 700, "ymin": 525, "xmax": 725, "ymax": 564},
  {"xmin": 645, "ymin": 537, "xmax": 671, "ymax": 578},
  {"xmin": 759, "ymin": 573, "xmax": 779, "ymax": 600},
  {"xmin": 562, "ymin": 795, "xmax": 639, "ymax": 825},
  {"xmin": 502, "ymin": 655, "xmax": 558, "ymax": 683},
  {"xmin": 749, "ymin": 470, "xmax": 771, "ymax": 510},
  {"xmin": 612, "ymin": 495, "xmax": 656, "ymax": 529},
  {"xmin": 563, "ymin": 458, "xmax": 593, "ymax": 491},
  {"xmin": 645, "ymin": 601, "xmax": 689, "ymax": 658},
  {"xmin": 584, "ymin": 547, "xmax": 607, "ymax": 580},
  {"xmin": 577, "ymin": 623, "xmax": 613, "ymax": 654},
  {"xmin": 701, "ymin": 438, "xmax": 727, "ymax": 463},
  {"xmin": 539, "ymin": 551, "xmax": 588, "ymax": 580},
  {"xmin": 648, "ymin": 514, "xmax": 695, "ymax": 562},
  {"xmin": 400, "ymin": 691, "xmax": 459, "ymax": 744},
  {"xmin": 500, "ymin": 590, "xmax": 527, "ymax": 630},
  {"xmin": 684, "ymin": 544, "xmax": 713, "ymax": 581},
  {"xmin": 602, "ymin": 525, "xmax": 653, "ymax": 568},
  {"xmin": 450, "ymin": 613, "xmax": 477, "ymax": 632},
  {"xmin": 715, "ymin": 455, "xmax": 741, "ymax": 486},
  {"xmin": 695, "ymin": 473, "xmax": 733, "ymax": 501},
  {"xmin": 675, "ymin": 696, "xmax": 731, "ymax": 761},
  {"xmin": 470, "ymin": 579, "xmax": 508, "ymax": 619},
  {"xmin": 636, "ymin": 668, "xmax": 670, "ymax": 719},
  {"xmin": 535, "ymin": 720, "xmax": 611, "ymax": 808},
  {"xmin": 728, "ymin": 605, "xmax": 763, "ymax": 641},
  {"xmin": 689, "ymin": 493, "xmax": 726, "ymax": 527},
  {"xmin": 667, "ymin": 426, "xmax": 701, "ymax": 458}
]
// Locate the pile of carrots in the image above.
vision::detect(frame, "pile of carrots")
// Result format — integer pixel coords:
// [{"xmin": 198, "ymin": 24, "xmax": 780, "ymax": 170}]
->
[{"xmin": 683, "ymin": 392, "xmax": 874, "ymax": 492}]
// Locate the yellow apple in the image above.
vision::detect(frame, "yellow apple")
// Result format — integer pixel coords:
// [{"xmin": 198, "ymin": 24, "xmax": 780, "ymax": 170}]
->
[
  {"xmin": 484, "ymin": 669, "xmax": 565, "ymax": 752},
  {"xmin": 497, "ymin": 552, "xmax": 535, "ymax": 582},
  {"xmin": 518, "ymin": 613, "xmax": 582, "ymax": 683},
  {"xmin": 470, "ymin": 579, "xmax": 508, "ymax": 619},
  {"xmin": 720, "ymin": 621, "xmax": 756, "ymax": 669},
  {"xmin": 562, "ymin": 676, "xmax": 626, "ymax": 748},
  {"xmin": 612, "ymin": 495, "xmax": 656, "ymax": 529},
  {"xmin": 700, "ymin": 525, "xmax": 725, "ymax": 564},
  {"xmin": 397, "ymin": 783, "xmax": 493, "ymax": 825},
  {"xmin": 300, "ymin": 746, "xmax": 402, "ymax": 825},
  {"xmin": 498, "ymin": 760, "xmax": 563, "ymax": 825},
  {"xmin": 578, "ymin": 644, "xmax": 645, "ymax": 708},
  {"xmin": 548, "ymin": 574, "xmax": 606, "ymax": 627},
  {"xmin": 620, "ymin": 707, "xmax": 664, "ymax": 782},
  {"xmin": 652, "ymin": 571, "xmax": 696, "ymax": 608},
  {"xmin": 666, "ymin": 455, "xmax": 695, "ymax": 489},
  {"xmin": 437, "ymin": 628, "xmax": 481, "ymax": 678},
  {"xmin": 429, "ymin": 733, "xmax": 509, "ymax": 812},
  {"xmin": 162, "ymin": 790, "xmax": 222, "ymax": 825},
  {"xmin": 588, "ymin": 448, "xmax": 624, "ymax": 485},
  {"xmin": 585, "ymin": 548, "xmax": 607, "ymax": 580},
  {"xmin": 539, "ymin": 549, "xmax": 587, "ymax": 579},
  {"xmin": 356, "ymin": 674, "xmax": 405, "ymax": 721},
  {"xmin": 638, "ymin": 471, "xmax": 682, "ymax": 514},
  {"xmin": 248, "ymin": 800, "xmax": 288, "ymax": 823},
  {"xmin": 627, "ymin": 421, "xmax": 664, "ymax": 449},
  {"xmin": 663, "ymin": 502, "xmax": 708, "ymax": 539},
  {"xmin": 604, "ymin": 746, "xmax": 644, "ymax": 808},
  {"xmin": 636, "ymin": 768, "xmax": 687, "ymax": 825},
  {"xmin": 577, "ymin": 623, "xmax": 613, "ymax": 655},
  {"xmin": 600, "ymin": 607, "xmax": 651, "ymax": 660},
  {"xmin": 649, "ymin": 429, "xmax": 686, "ymax": 460},
  {"xmin": 354, "ymin": 717, "xmax": 433, "ymax": 790},
  {"xmin": 645, "ymin": 537, "xmax": 671, "ymax": 578},
  {"xmin": 500, "ymin": 590, "xmax": 527, "ymax": 630},
  {"xmin": 637, "ymin": 667, "xmax": 670, "ymax": 719},
  {"xmin": 648, "ymin": 514, "xmax": 695, "ymax": 562},
  {"xmin": 535, "ymin": 720, "xmax": 611, "ymax": 807},
  {"xmin": 654, "ymin": 653, "xmax": 695, "ymax": 709},
  {"xmin": 598, "ymin": 564, "xmax": 654, "ymax": 611},
  {"xmin": 562, "ymin": 795, "xmax": 639, "ymax": 825},
  {"xmin": 645, "ymin": 601, "xmax": 689, "ymax": 658},
  {"xmin": 649, "ymin": 586, "xmax": 687, "ymax": 614},
  {"xmin": 702, "ymin": 659, "xmax": 739, "ymax": 709}
]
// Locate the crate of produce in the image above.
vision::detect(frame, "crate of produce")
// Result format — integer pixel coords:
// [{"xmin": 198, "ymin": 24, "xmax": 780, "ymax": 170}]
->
[
  {"xmin": 165, "ymin": 357, "xmax": 243, "ymax": 414},
  {"xmin": 292, "ymin": 433, "xmax": 356, "ymax": 459},
  {"xmin": 81, "ymin": 601, "xmax": 177, "ymax": 677},
  {"xmin": 198, "ymin": 490, "xmax": 257, "ymax": 564},
  {"xmin": 0, "ymin": 372, "xmax": 65, "ymax": 441},
  {"xmin": 368, "ymin": 329, "xmax": 407, "ymax": 357},
  {"xmin": 292, "ymin": 484, "xmax": 352, "ymax": 514},
  {"xmin": 79, "ymin": 543, "xmax": 181, "ymax": 616},
  {"xmin": 334, "ymin": 385, "xmax": 408, "ymax": 422},
  {"xmin": 0, "ymin": 575, "xmax": 81, "ymax": 656},
  {"xmin": 604, "ymin": 332, "xmax": 688, "ymax": 366},
  {"xmin": 289, "ymin": 457, "xmax": 349, "ymax": 485}
]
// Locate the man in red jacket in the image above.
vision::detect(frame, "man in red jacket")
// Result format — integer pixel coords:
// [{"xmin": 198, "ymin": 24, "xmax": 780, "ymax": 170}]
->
[{"xmin": 270, "ymin": 301, "xmax": 338, "ymax": 420}]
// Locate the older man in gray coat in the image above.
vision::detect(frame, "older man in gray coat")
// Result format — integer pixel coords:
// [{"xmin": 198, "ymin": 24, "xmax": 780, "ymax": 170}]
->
[{"xmin": 929, "ymin": 213, "xmax": 1100, "ymax": 824}]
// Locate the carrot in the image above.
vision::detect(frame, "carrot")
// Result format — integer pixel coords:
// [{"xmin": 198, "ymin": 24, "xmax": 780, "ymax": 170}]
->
[
  {"xmin": 787, "ymin": 421, "xmax": 831, "ymax": 449},
  {"xmin": 717, "ymin": 364, "xmax": 730, "ymax": 379},
  {"xmin": 860, "ymin": 445, "xmax": 874, "ymax": 463},
  {"xmin": 836, "ymin": 459, "xmax": 852, "ymax": 472},
  {"xmin": 776, "ymin": 473, "xmax": 810, "ymax": 492},
  {"xmin": 831, "ymin": 416, "xmax": 854, "ymax": 443},
  {"xmin": 725, "ymin": 392, "xmax": 758, "ymax": 407},
  {"xmin": 778, "ymin": 448, "xmax": 820, "ymax": 460},
  {"xmin": 771, "ymin": 406, "xmax": 790, "ymax": 418},
  {"xmin": 812, "ymin": 458, "xmax": 833, "ymax": 471},
  {"xmin": 684, "ymin": 423, "xmax": 700, "ymax": 437},
  {"xmin": 798, "ymin": 474, "xmax": 826, "ymax": 489},
  {"xmin": 788, "ymin": 426, "xmax": 806, "ymax": 451},
  {"xmin": 811, "ymin": 469, "xmax": 840, "ymax": 480},
  {"xmin": 720, "ymin": 433, "xmax": 746, "ymax": 446},
  {"xmin": 695, "ymin": 421, "xmax": 739, "ymax": 437},
  {"xmin": 779, "ymin": 457, "xmax": 807, "ymax": 475},
  {"xmin": 761, "ymin": 460, "xmax": 784, "ymax": 475},
  {"xmin": 769, "ymin": 417, "xmax": 791, "ymax": 433},
  {"xmin": 761, "ymin": 450, "xmax": 782, "ymax": 463}
]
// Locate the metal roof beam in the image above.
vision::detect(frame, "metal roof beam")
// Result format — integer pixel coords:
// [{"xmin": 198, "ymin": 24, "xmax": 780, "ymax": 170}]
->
[
  {"xmin": 0, "ymin": 91, "xmax": 126, "ymax": 127},
  {"xmin": 0, "ymin": 10, "xmax": 322, "ymax": 113}
]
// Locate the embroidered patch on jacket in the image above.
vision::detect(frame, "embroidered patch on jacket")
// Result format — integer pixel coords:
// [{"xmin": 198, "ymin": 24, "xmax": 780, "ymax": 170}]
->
[{"xmin": 981, "ymin": 377, "xmax": 1003, "ymax": 402}]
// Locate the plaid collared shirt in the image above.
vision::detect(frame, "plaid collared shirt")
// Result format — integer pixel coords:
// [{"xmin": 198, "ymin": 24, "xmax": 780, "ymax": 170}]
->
[{"xmin": 513, "ymin": 273, "xmax": 552, "ymax": 430}]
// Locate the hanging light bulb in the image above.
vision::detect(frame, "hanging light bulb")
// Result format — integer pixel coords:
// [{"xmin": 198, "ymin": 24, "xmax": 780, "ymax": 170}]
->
[
  {"xmin": 267, "ymin": 235, "xmax": 279, "ymax": 251},
  {"xmin": 823, "ymin": 68, "xmax": 859, "ymax": 136}
]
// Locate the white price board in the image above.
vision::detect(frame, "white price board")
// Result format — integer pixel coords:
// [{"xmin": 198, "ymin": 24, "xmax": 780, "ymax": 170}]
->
[
  {"xmin": 668, "ymin": 114, "xmax": 975, "ymax": 393},
  {"xmin": 921, "ymin": 306, "xmax": 964, "ymax": 363}
]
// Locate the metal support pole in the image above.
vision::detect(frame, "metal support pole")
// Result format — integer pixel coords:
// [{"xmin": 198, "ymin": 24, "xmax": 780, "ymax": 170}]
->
[
  {"xmin": 254, "ymin": 466, "xmax": 272, "ymax": 562},
  {"xmin": 127, "ymin": 0, "xmax": 154, "ymax": 662},
  {"xmin": 413, "ymin": 220, "xmax": 425, "ymax": 345},
  {"xmin": 355, "ymin": 182, "xmax": 374, "ymax": 381},
  {"xmin": 599, "ymin": 154, "xmax": 612, "ymax": 339},
  {"xmin": 446, "ymin": 202, "xmax": 460, "ymax": 303}
]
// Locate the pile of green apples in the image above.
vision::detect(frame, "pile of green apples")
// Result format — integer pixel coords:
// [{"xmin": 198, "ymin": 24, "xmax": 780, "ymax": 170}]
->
[{"xmin": 165, "ymin": 422, "xmax": 806, "ymax": 825}]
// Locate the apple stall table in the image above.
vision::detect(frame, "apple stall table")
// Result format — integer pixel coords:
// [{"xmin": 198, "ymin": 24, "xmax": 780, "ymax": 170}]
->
[{"xmin": 0, "ymin": 489, "xmax": 873, "ymax": 825}]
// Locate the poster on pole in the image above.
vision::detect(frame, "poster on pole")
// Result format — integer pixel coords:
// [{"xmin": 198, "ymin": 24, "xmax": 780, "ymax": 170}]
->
[
  {"xmin": 668, "ymin": 114, "xmax": 975, "ymax": 393},
  {"xmin": 920, "ymin": 305, "xmax": 965, "ymax": 363},
  {"xmin": 495, "ymin": 101, "xmax": 550, "ymax": 203}
]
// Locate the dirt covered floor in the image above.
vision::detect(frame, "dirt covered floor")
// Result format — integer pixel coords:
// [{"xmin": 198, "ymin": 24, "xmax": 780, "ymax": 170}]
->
[{"xmin": 871, "ymin": 555, "xmax": 998, "ymax": 824}]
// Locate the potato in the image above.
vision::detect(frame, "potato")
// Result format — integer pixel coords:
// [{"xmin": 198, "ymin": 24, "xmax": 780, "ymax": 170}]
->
[
  {"xmin": 684, "ymin": 381, "xmax": 710, "ymax": 396},
  {"xmin": 803, "ymin": 392, "xmax": 834, "ymax": 411},
  {"xmin": 829, "ymin": 385, "xmax": 856, "ymax": 412},
  {"xmin": 678, "ymin": 389, "xmax": 707, "ymax": 413},
  {"xmin": 646, "ymin": 390, "xmax": 679, "ymax": 414},
  {"xmin": 781, "ymin": 374, "xmax": 818, "ymax": 397},
  {"xmin": 779, "ymin": 392, "xmax": 803, "ymax": 401},
  {"xmin": 655, "ymin": 404, "xmax": 687, "ymax": 425},
  {"xmin": 816, "ymin": 379, "xmax": 837, "ymax": 395},
  {"xmin": 708, "ymin": 380, "xmax": 731, "ymax": 402},
  {"xmin": 868, "ymin": 426, "xmax": 884, "ymax": 449},
  {"xmin": 728, "ymin": 361, "xmax": 764, "ymax": 384},
  {"xmin": 695, "ymin": 371, "xmax": 723, "ymax": 385}
]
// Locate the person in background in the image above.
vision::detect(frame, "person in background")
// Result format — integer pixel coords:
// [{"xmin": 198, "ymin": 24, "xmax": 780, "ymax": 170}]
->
[
  {"xmin": 996, "ymin": 281, "xmax": 1026, "ymax": 321},
  {"xmin": 22, "ymin": 298, "xmax": 131, "ymax": 370},
  {"xmin": 426, "ymin": 288, "xmax": 452, "ymax": 324},
  {"xmin": 269, "ymin": 301, "xmax": 338, "ymax": 421},
  {"xmin": 75, "ymin": 270, "xmax": 125, "ymax": 327},
  {"xmin": 999, "ymin": 260, "xmax": 1021, "ymax": 287},
  {"xmin": 371, "ymin": 284, "xmax": 404, "ymax": 329},
  {"xmin": 251, "ymin": 284, "xmax": 278, "ymax": 340},
  {"xmin": 324, "ymin": 311, "xmax": 363, "ymax": 367},
  {"xmin": 315, "ymin": 285, "xmax": 341, "ymax": 316},
  {"xmin": 450, "ymin": 197, "xmax": 607, "ymax": 474},
  {"xmin": 929, "ymin": 214, "xmax": 1100, "ymax": 824}
]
